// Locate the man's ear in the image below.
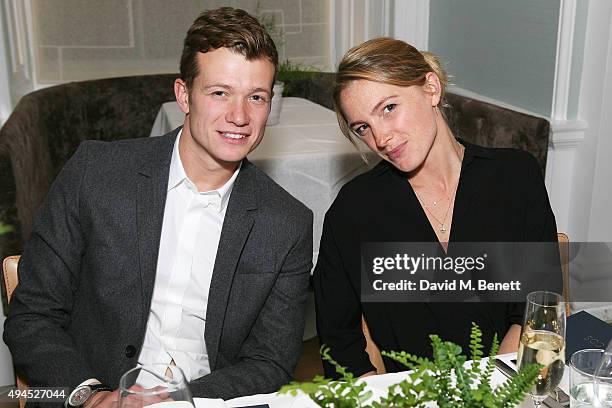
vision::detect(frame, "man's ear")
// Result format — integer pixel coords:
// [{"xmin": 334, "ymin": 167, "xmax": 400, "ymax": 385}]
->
[
  {"xmin": 174, "ymin": 78, "xmax": 190, "ymax": 114},
  {"xmin": 423, "ymin": 72, "xmax": 442, "ymax": 107}
]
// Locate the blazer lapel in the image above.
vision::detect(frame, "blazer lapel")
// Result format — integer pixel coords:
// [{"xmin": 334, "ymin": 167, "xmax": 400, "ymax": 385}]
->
[
  {"xmin": 135, "ymin": 130, "xmax": 177, "ymax": 328},
  {"xmin": 205, "ymin": 160, "xmax": 258, "ymax": 370}
]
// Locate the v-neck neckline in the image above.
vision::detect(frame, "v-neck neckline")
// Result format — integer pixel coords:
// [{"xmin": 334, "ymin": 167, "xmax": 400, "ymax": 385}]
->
[{"xmin": 397, "ymin": 142, "xmax": 470, "ymax": 255}]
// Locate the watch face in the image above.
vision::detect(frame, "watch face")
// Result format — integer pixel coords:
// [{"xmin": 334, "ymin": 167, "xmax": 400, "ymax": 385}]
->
[{"xmin": 70, "ymin": 386, "xmax": 92, "ymax": 406}]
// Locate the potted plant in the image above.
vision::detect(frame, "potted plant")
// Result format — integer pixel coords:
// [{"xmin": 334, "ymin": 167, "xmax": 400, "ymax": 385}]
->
[{"xmin": 280, "ymin": 323, "xmax": 542, "ymax": 407}]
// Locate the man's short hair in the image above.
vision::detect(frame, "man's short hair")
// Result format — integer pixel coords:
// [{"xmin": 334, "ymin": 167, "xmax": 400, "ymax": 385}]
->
[{"xmin": 180, "ymin": 7, "xmax": 279, "ymax": 90}]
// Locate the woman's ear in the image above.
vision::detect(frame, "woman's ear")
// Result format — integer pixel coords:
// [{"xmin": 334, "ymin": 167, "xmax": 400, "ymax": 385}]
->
[
  {"xmin": 422, "ymin": 72, "xmax": 442, "ymax": 107},
  {"xmin": 174, "ymin": 78, "xmax": 190, "ymax": 114}
]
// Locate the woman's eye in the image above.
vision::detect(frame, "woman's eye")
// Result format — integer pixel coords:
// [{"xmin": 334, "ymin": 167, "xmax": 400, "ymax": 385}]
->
[
  {"xmin": 354, "ymin": 124, "xmax": 369, "ymax": 136},
  {"xmin": 383, "ymin": 103, "xmax": 396, "ymax": 114}
]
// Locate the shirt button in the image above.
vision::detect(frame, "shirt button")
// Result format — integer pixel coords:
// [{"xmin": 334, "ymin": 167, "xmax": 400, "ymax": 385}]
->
[{"xmin": 125, "ymin": 345, "xmax": 136, "ymax": 358}]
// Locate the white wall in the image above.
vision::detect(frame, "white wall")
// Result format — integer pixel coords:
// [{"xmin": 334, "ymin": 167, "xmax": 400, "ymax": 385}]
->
[
  {"xmin": 392, "ymin": 0, "xmax": 429, "ymax": 50},
  {"xmin": 428, "ymin": 0, "xmax": 560, "ymax": 117},
  {"xmin": 330, "ymin": 0, "xmax": 391, "ymax": 68},
  {"xmin": 0, "ymin": 5, "xmax": 12, "ymax": 125},
  {"xmin": 579, "ymin": 0, "xmax": 612, "ymax": 242},
  {"xmin": 0, "ymin": 0, "xmax": 334, "ymax": 118}
]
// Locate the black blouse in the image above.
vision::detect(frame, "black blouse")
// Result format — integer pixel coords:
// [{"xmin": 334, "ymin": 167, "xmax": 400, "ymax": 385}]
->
[{"xmin": 313, "ymin": 141, "xmax": 560, "ymax": 378}]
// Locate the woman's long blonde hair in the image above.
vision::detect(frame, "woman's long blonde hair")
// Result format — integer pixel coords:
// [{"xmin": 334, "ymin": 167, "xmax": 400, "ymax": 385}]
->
[{"xmin": 333, "ymin": 37, "xmax": 449, "ymax": 148}]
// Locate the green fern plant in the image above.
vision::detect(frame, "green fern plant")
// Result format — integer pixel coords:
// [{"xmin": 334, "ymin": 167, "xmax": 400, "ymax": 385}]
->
[
  {"xmin": 280, "ymin": 346, "xmax": 373, "ymax": 407},
  {"xmin": 279, "ymin": 323, "xmax": 542, "ymax": 407}
]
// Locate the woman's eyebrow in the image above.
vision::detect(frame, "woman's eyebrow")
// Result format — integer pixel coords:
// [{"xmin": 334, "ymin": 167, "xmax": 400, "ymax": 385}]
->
[{"xmin": 371, "ymin": 95, "xmax": 397, "ymax": 115}]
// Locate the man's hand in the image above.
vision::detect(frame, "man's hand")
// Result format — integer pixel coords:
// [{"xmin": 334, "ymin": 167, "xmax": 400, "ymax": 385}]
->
[{"xmin": 83, "ymin": 390, "xmax": 118, "ymax": 408}]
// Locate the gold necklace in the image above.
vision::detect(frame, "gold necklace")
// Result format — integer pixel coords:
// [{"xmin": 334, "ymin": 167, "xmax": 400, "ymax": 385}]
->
[
  {"xmin": 414, "ymin": 180, "xmax": 459, "ymax": 234},
  {"xmin": 420, "ymin": 194, "xmax": 450, "ymax": 208},
  {"xmin": 413, "ymin": 143, "xmax": 465, "ymax": 233}
]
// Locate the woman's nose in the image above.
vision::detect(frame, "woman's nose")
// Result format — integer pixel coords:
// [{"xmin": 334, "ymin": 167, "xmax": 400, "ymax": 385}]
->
[{"xmin": 372, "ymin": 128, "xmax": 392, "ymax": 150}]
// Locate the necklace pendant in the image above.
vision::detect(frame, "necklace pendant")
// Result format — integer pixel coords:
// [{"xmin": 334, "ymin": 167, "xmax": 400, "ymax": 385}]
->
[
  {"xmin": 433, "ymin": 201, "xmax": 438, "ymax": 207},
  {"xmin": 440, "ymin": 225, "xmax": 446, "ymax": 233}
]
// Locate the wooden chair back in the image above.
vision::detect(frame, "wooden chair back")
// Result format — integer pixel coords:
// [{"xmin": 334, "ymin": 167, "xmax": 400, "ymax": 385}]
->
[
  {"xmin": 3, "ymin": 255, "xmax": 20, "ymax": 302},
  {"xmin": 362, "ymin": 316, "xmax": 386, "ymax": 374},
  {"xmin": 557, "ymin": 232, "xmax": 571, "ymax": 316}
]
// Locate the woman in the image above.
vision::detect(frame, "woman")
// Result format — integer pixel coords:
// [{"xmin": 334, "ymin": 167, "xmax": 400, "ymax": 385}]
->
[{"xmin": 313, "ymin": 38, "xmax": 559, "ymax": 378}]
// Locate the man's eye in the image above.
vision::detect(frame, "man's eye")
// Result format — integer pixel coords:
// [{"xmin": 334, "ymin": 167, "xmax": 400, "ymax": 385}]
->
[
  {"xmin": 212, "ymin": 91, "xmax": 227, "ymax": 97},
  {"xmin": 250, "ymin": 95, "xmax": 268, "ymax": 103},
  {"xmin": 383, "ymin": 103, "xmax": 396, "ymax": 114}
]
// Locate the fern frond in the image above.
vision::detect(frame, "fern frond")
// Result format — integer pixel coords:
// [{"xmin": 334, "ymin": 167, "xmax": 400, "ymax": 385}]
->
[{"xmin": 494, "ymin": 363, "xmax": 542, "ymax": 407}]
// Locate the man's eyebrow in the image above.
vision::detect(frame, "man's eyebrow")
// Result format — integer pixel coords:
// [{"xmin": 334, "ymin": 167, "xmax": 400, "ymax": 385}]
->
[
  {"xmin": 251, "ymin": 87, "xmax": 271, "ymax": 95},
  {"xmin": 203, "ymin": 84, "xmax": 232, "ymax": 90},
  {"xmin": 202, "ymin": 84, "xmax": 271, "ymax": 95}
]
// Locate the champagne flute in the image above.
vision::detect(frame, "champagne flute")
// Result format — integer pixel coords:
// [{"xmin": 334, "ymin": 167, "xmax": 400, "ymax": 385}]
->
[
  {"xmin": 119, "ymin": 364, "xmax": 194, "ymax": 408},
  {"xmin": 516, "ymin": 291, "xmax": 566, "ymax": 408}
]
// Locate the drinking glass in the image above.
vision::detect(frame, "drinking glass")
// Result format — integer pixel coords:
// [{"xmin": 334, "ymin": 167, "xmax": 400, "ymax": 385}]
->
[
  {"xmin": 516, "ymin": 291, "xmax": 566, "ymax": 407},
  {"xmin": 119, "ymin": 364, "xmax": 194, "ymax": 408},
  {"xmin": 570, "ymin": 349, "xmax": 612, "ymax": 407}
]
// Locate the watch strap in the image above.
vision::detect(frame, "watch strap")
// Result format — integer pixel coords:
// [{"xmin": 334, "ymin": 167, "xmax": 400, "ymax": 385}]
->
[{"xmin": 89, "ymin": 384, "xmax": 113, "ymax": 394}]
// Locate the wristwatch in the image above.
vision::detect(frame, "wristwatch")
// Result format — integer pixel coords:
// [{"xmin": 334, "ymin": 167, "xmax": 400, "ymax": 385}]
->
[{"xmin": 65, "ymin": 383, "xmax": 112, "ymax": 408}]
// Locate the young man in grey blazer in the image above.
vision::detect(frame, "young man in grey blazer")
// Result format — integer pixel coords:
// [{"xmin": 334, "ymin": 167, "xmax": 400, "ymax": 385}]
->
[{"xmin": 3, "ymin": 7, "xmax": 313, "ymax": 407}]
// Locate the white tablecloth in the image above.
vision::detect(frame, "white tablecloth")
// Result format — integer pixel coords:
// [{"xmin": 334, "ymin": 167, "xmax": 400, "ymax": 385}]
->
[{"xmin": 193, "ymin": 353, "xmax": 570, "ymax": 408}]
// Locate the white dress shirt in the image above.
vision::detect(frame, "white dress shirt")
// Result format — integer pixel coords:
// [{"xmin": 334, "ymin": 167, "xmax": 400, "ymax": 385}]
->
[{"xmin": 137, "ymin": 130, "xmax": 240, "ymax": 382}]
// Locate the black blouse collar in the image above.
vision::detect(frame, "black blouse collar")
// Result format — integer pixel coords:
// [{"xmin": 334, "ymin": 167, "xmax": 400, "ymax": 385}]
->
[{"xmin": 370, "ymin": 139, "xmax": 495, "ymax": 177}]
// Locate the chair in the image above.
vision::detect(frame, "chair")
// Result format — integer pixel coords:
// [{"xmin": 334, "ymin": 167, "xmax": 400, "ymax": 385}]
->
[
  {"xmin": 362, "ymin": 316, "xmax": 386, "ymax": 374},
  {"xmin": 2, "ymin": 255, "xmax": 27, "ymax": 408},
  {"xmin": 361, "ymin": 233, "xmax": 572, "ymax": 374},
  {"xmin": 2, "ymin": 255, "xmax": 19, "ymax": 303},
  {"xmin": 558, "ymin": 232, "xmax": 571, "ymax": 316},
  {"xmin": 293, "ymin": 336, "xmax": 324, "ymax": 381}
]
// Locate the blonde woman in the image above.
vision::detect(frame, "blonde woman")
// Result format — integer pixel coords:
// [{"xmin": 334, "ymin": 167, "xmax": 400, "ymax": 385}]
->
[{"xmin": 313, "ymin": 38, "xmax": 559, "ymax": 378}]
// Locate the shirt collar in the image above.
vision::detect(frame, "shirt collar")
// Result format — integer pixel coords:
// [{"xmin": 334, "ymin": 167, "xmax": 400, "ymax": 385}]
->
[
  {"xmin": 458, "ymin": 138, "xmax": 494, "ymax": 166},
  {"xmin": 168, "ymin": 129, "xmax": 241, "ymax": 212},
  {"xmin": 168, "ymin": 129, "xmax": 188, "ymax": 191}
]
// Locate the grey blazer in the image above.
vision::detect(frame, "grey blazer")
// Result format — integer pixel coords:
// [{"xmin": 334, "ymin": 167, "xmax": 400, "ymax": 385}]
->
[{"xmin": 4, "ymin": 129, "xmax": 313, "ymax": 401}]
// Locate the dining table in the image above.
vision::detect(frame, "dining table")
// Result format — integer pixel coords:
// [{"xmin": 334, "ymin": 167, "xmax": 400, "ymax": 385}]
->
[{"xmin": 192, "ymin": 352, "xmax": 570, "ymax": 408}]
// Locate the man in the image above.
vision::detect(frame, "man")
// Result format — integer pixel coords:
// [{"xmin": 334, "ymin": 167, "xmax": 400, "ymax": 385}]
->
[{"xmin": 3, "ymin": 7, "xmax": 313, "ymax": 406}]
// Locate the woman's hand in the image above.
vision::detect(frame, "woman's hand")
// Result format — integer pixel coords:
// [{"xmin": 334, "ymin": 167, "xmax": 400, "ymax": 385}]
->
[
  {"xmin": 359, "ymin": 370, "xmax": 377, "ymax": 378},
  {"xmin": 498, "ymin": 324, "xmax": 522, "ymax": 354}
]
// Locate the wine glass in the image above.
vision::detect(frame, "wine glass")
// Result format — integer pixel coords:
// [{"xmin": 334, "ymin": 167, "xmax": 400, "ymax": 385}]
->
[
  {"xmin": 516, "ymin": 291, "xmax": 566, "ymax": 408},
  {"xmin": 119, "ymin": 364, "xmax": 194, "ymax": 408},
  {"xmin": 570, "ymin": 348, "xmax": 612, "ymax": 407}
]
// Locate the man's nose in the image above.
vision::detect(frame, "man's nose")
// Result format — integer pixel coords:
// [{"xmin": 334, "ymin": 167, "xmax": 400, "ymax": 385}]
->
[{"xmin": 226, "ymin": 99, "xmax": 249, "ymax": 126}]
